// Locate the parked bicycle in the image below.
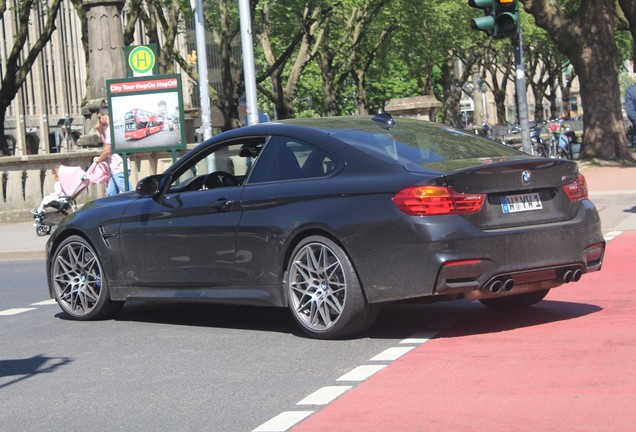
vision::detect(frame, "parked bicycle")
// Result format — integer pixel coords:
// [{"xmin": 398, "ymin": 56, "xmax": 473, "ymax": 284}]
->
[{"xmin": 530, "ymin": 119, "xmax": 575, "ymax": 159}]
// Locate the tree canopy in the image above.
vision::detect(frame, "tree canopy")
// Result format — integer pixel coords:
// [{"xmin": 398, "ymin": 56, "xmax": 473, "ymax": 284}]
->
[{"xmin": 3, "ymin": 0, "xmax": 636, "ymax": 161}]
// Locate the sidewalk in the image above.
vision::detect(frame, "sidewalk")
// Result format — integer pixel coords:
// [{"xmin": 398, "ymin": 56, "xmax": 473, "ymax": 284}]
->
[
  {"xmin": 0, "ymin": 163, "xmax": 634, "ymax": 262},
  {"xmin": 578, "ymin": 161, "xmax": 636, "ymax": 195}
]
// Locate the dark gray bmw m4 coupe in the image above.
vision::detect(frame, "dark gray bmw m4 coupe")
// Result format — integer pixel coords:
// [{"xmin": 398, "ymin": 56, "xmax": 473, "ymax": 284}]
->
[{"xmin": 46, "ymin": 114, "xmax": 605, "ymax": 339}]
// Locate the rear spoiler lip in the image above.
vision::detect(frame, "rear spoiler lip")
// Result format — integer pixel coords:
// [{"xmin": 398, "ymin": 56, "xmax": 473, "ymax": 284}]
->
[{"xmin": 404, "ymin": 156, "xmax": 578, "ymax": 176}]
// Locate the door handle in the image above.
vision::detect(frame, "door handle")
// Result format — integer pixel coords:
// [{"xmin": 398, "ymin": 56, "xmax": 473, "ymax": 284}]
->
[{"xmin": 210, "ymin": 199, "xmax": 233, "ymax": 211}]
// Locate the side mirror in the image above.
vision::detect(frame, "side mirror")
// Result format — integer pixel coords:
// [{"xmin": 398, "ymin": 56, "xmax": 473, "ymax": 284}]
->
[{"xmin": 136, "ymin": 175, "xmax": 164, "ymax": 197}]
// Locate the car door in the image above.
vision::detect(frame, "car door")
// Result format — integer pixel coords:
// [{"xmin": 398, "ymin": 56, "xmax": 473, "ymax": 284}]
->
[
  {"xmin": 235, "ymin": 136, "xmax": 339, "ymax": 287},
  {"xmin": 118, "ymin": 142, "xmax": 248, "ymax": 288}
]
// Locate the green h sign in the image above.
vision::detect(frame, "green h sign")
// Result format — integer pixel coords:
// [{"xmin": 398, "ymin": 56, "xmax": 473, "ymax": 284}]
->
[{"xmin": 125, "ymin": 44, "xmax": 159, "ymax": 77}]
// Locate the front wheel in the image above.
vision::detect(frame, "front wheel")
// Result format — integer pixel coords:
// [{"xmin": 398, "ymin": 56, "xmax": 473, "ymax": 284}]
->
[
  {"xmin": 50, "ymin": 235, "xmax": 122, "ymax": 320},
  {"xmin": 479, "ymin": 289, "xmax": 550, "ymax": 309},
  {"xmin": 285, "ymin": 236, "xmax": 377, "ymax": 339}
]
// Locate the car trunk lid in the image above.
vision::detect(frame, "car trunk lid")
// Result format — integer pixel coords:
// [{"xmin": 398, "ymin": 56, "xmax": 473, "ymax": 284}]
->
[{"xmin": 415, "ymin": 158, "xmax": 584, "ymax": 230}]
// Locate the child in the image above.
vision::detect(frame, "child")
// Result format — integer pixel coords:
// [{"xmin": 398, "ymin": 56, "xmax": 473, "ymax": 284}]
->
[{"xmin": 32, "ymin": 165, "xmax": 63, "ymax": 215}]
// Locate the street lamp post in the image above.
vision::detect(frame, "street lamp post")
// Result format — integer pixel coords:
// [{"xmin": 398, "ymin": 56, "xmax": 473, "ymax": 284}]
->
[
  {"xmin": 191, "ymin": 0, "xmax": 212, "ymax": 141},
  {"xmin": 478, "ymin": 77, "xmax": 488, "ymax": 124},
  {"xmin": 238, "ymin": 0, "xmax": 259, "ymax": 126}
]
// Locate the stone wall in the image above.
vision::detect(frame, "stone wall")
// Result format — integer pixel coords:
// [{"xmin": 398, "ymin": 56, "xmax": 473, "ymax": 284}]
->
[{"xmin": 0, "ymin": 150, "xmax": 184, "ymax": 223}]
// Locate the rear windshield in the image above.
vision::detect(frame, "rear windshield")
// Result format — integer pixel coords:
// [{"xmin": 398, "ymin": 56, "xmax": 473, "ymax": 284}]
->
[
  {"xmin": 279, "ymin": 117, "xmax": 525, "ymax": 171},
  {"xmin": 334, "ymin": 121, "xmax": 521, "ymax": 164}
]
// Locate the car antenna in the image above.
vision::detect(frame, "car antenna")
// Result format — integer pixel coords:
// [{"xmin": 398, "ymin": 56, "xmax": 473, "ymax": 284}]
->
[{"xmin": 371, "ymin": 112, "xmax": 395, "ymax": 129}]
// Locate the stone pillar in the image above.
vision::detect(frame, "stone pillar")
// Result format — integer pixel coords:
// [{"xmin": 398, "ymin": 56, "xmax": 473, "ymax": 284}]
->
[
  {"xmin": 84, "ymin": 0, "xmax": 126, "ymax": 99},
  {"xmin": 77, "ymin": 0, "xmax": 126, "ymax": 147}
]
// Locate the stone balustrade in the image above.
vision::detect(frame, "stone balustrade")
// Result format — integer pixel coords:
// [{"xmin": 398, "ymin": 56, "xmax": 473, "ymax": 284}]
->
[{"xmin": 0, "ymin": 149, "xmax": 185, "ymax": 223}]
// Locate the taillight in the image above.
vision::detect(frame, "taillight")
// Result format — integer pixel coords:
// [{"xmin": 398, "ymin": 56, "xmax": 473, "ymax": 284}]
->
[
  {"xmin": 562, "ymin": 173, "xmax": 588, "ymax": 202},
  {"xmin": 392, "ymin": 186, "xmax": 485, "ymax": 216}
]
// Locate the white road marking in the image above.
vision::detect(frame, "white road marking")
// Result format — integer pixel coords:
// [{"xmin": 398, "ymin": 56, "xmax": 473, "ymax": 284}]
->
[
  {"xmin": 253, "ymin": 411, "xmax": 314, "ymax": 432},
  {"xmin": 400, "ymin": 330, "xmax": 440, "ymax": 344},
  {"xmin": 370, "ymin": 346, "xmax": 415, "ymax": 361},
  {"xmin": 604, "ymin": 231, "xmax": 623, "ymax": 242},
  {"xmin": 31, "ymin": 299, "xmax": 57, "ymax": 306},
  {"xmin": 337, "ymin": 364, "xmax": 386, "ymax": 382},
  {"xmin": 0, "ymin": 308, "xmax": 37, "ymax": 316},
  {"xmin": 297, "ymin": 386, "xmax": 352, "ymax": 405}
]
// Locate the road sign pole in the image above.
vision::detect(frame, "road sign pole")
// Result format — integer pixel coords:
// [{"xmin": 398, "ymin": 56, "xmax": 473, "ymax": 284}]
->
[{"xmin": 513, "ymin": 30, "xmax": 532, "ymax": 154}]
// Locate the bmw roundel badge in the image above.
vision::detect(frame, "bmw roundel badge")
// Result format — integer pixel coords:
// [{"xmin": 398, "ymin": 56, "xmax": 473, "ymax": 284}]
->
[{"xmin": 521, "ymin": 170, "xmax": 532, "ymax": 184}]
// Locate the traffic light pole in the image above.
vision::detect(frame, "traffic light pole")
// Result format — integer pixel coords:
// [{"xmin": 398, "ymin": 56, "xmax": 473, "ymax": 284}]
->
[{"xmin": 513, "ymin": 30, "xmax": 532, "ymax": 154}]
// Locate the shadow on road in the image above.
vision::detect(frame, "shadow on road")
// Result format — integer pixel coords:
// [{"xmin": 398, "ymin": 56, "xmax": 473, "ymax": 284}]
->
[
  {"xmin": 367, "ymin": 299, "xmax": 602, "ymax": 339},
  {"xmin": 430, "ymin": 300, "xmax": 601, "ymax": 338},
  {"xmin": 109, "ymin": 302, "xmax": 301, "ymax": 336},
  {"xmin": 0, "ymin": 354, "xmax": 73, "ymax": 389},
  {"xmin": 76, "ymin": 297, "xmax": 604, "ymax": 342}
]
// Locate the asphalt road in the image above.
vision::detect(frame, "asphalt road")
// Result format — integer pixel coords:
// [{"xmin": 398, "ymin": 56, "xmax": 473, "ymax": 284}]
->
[{"xmin": 1, "ymin": 259, "xmax": 466, "ymax": 432}]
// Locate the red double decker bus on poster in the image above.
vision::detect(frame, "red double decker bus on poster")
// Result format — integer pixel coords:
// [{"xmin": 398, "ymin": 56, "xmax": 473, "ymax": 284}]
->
[{"xmin": 124, "ymin": 108, "xmax": 164, "ymax": 139}]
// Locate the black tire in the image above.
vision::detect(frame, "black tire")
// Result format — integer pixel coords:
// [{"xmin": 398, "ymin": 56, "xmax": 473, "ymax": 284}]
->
[
  {"xmin": 50, "ymin": 235, "xmax": 122, "ymax": 320},
  {"xmin": 285, "ymin": 236, "xmax": 376, "ymax": 339},
  {"xmin": 479, "ymin": 289, "xmax": 550, "ymax": 309}
]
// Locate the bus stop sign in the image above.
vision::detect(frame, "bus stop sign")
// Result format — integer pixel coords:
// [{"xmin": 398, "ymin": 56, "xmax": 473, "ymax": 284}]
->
[{"xmin": 126, "ymin": 45, "xmax": 159, "ymax": 77}]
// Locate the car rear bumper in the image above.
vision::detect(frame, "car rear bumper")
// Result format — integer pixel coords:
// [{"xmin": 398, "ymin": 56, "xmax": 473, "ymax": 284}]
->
[{"xmin": 347, "ymin": 200, "xmax": 605, "ymax": 303}]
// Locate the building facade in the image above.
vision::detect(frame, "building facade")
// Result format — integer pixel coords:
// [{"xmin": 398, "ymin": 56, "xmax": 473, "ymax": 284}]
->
[{"xmin": 0, "ymin": 1, "xmax": 208, "ymax": 157}]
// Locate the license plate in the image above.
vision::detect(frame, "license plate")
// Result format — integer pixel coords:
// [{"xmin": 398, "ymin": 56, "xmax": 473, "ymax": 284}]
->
[{"xmin": 500, "ymin": 192, "xmax": 543, "ymax": 213}]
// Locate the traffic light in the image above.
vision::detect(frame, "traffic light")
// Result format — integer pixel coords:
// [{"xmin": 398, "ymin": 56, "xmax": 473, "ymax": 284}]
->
[
  {"xmin": 468, "ymin": 0, "xmax": 495, "ymax": 36},
  {"xmin": 494, "ymin": 0, "xmax": 519, "ymax": 38},
  {"xmin": 469, "ymin": 0, "xmax": 519, "ymax": 38}
]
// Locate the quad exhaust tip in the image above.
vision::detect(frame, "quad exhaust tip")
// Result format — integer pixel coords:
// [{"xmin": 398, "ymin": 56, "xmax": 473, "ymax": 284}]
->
[{"xmin": 486, "ymin": 267, "xmax": 582, "ymax": 296}]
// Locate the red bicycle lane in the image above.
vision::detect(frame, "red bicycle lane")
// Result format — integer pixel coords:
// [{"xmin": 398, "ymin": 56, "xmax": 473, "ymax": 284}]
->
[{"xmin": 292, "ymin": 231, "xmax": 636, "ymax": 432}]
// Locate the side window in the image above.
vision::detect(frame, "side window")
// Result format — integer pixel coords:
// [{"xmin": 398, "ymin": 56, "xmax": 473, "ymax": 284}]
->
[
  {"xmin": 168, "ymin": 139, "xmax": 265, "ymax": 192},
  {"xmin": 248, "ymin": 138, "xmax": 336, "ymax": 183}
]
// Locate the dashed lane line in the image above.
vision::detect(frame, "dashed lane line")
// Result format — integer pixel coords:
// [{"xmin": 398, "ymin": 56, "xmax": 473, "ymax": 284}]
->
[
  {"xmin": 0, "ymin": 308, "xmax": 37, "ymax": 316},
  {"xmin": 400, "ymin": 330, "xmax": 441, "ymax": 344},
  {"xmin": 0, "ymin": 299, "xmax": 57, "ymax": 316},
  {"xmin": 296, "ymin": 386, "xmax": 352, "ymax": 406},
  {"xmin": 370, "ymin": 346, "xmax": 415, "ymax": 361},
  {"xmin": 252, "ymin": 319, "xmax": 460, "ymax": 432},
  {"xmin": 336, "ymin": 364, "xmax": 387, "ymax": 382},
  {"xmin": 253, "ymin": 411, "xmax": 314, "ymax": 432},
  {"xmin": 31, "ymin": 299, "xmax": 57, "ymax": 306},
  {"xmin": 604, "ymin": 231, "xmax": 623, "ymax": 242}
]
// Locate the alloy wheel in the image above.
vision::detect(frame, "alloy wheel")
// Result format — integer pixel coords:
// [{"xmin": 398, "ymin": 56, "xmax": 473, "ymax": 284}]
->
[
  {"xmin": 288, "ymin": 241, "xmax": 347, "ymax": 332},
  {"xmin": 52, "ymin": 238, "xmax": 105, "ymax": 318}
]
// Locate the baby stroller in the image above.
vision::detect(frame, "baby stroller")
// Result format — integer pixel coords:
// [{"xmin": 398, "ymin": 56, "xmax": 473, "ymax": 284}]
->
[{"xmin": 32, "ymin": 162, "xmax": 107, "ymax": 236}]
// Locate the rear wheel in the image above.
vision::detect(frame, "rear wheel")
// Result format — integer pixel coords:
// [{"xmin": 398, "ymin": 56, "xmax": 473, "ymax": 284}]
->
[
  {"xmin": 479, "ymin": 289, "xmax": 550, "ymax": 309},
  {"xmin": 286, "ymin": 236, "xmax": 377, "ymax": 339},
  {"xmin": 50, "ymin": 235, "xmax": 122, "ymax": 320}
]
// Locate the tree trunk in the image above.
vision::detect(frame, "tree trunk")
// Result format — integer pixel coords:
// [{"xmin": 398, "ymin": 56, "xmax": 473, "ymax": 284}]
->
[
  {"xmin": 523, "ymin": 0, "xmax": 633, "ymax": 160},
  {"xmin": 0, "ymin": 102, "xmax": 8, "ymax": 155}
]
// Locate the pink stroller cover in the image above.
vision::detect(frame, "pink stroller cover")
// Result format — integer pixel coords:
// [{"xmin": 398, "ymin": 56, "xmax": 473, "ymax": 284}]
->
[
  {"xmin": 57, "ymin": 162, "xmax": 108, "ymax": 199},
  {"xmin": 86, "ymin": 162, "xmax": 110, "ymax": 185},
  {"xmin": 57, "ymin": 165, "xmax": 87, "ymax": 197}
]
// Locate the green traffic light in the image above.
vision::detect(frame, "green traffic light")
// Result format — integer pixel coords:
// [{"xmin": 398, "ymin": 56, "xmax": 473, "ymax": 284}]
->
[
  {"xmin": 493, "ymin": 0, "xmax": 518, "ymax": 38},
  {"xmin": 471, "ymin": 15, "xmax": 495, "ymax": 32},
  {"xmin": 468, "ymin": 0, "xmax": 495, "ymax": 34},
  {"xmin": 496, "ymin": 12, "xmax": 517, "ymax": 34},
  {"xmin": 468, "ymin": 0, "xmax": 493, "ymax": 7}
]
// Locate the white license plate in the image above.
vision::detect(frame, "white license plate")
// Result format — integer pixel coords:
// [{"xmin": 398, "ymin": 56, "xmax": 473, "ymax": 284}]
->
[{"xmin": 500, "ymin": 192, "xmax": 543, "ymax": 213}]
